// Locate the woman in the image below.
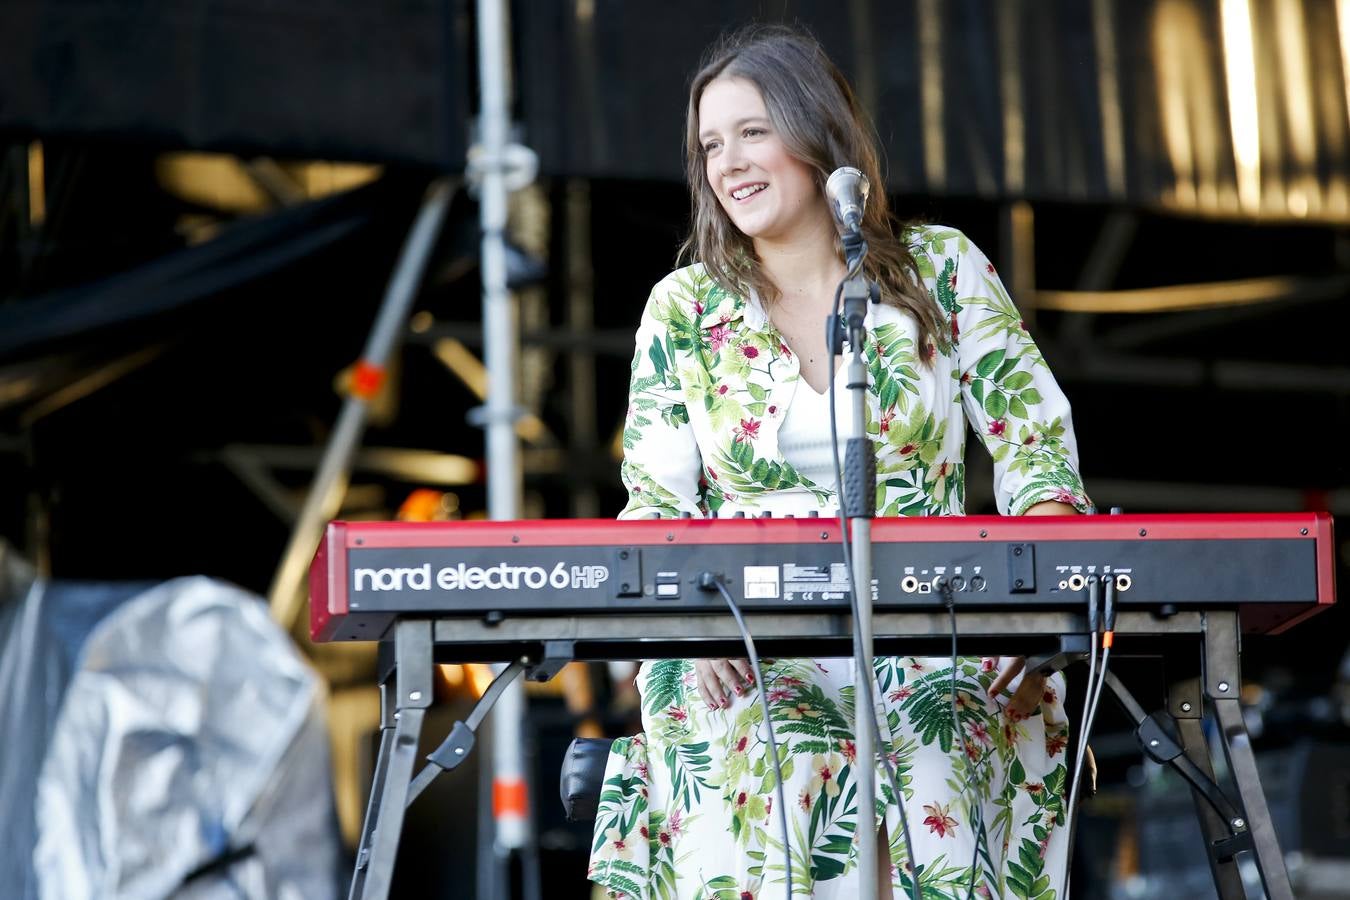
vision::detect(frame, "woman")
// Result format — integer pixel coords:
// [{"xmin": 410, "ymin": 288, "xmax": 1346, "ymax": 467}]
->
[{"xmin": 589, "ymin": 25, "xmax": 1091, "ymax": 900}]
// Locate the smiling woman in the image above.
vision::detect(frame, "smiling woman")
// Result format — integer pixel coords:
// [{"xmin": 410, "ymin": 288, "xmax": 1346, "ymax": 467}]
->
[
  {"xmin": 697, "ymin": 78, "xmax": 822, "ymax": 247},
  {"xmin": 588, "ymin": 24, "xmax": 1091, "ymax": 900}
]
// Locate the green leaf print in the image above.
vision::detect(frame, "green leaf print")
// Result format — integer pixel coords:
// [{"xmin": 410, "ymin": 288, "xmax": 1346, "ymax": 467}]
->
[
  {"xmin": 709, "ymin": 444, "xmax": 831, "ymax": 505},
  {"xmin": 898, "ymin": 667, "xmax": 986, "ymax": 753},
  {"xmin": 648, "ymin": 334, "xmax": 669, "ymax": 378},
  {"xmin": 592, "ymin": 862, "xmax": 644, "ymax": 898},
  {"xmin": 976, "ymin": 349, "xmax": 1006, "ymax": 378},
  {"xmin": 810, "ymin": 852, "xmax": 846, "ymax": 881},
  {"xmin": 661, "ymin": 402, "xmax": 689, "ymax": 428},
  {"xmin": 934, "ymin": 257, "xmax": 959, "ymax": 313},
  {"xmin": 984, "ymin": 391, "xmax": 1008, "ymax": 420},
  {"xmin": 643, "ymin": 660, "xmax": 691, "ymax": 716},
  {"xmin": 1007, "ymin": 836, "xmax": 1053, "ymax": 899},
  {"xmin": 665, "ymin": 740, "xmax": 715, "ymax": 810}
]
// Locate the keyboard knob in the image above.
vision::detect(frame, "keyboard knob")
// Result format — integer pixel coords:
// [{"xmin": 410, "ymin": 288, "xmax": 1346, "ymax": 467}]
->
[
  {"xmin": 760, "ymin": 511, "xmax": 773, "ymax": 518},
  {"xmin": 680, "ymin": 511, "xmax": 692, "ymax": 518},
  {"xmin": 648, "ymin": 512, "xmax": 661, "ymax": 519},
  {"xmin": 807, "ymin": 510, "xmax": 820, "ymax": 518},
  {"xmin": 734, "ymin": 511, "xmax": 746, "ymax": 518}
]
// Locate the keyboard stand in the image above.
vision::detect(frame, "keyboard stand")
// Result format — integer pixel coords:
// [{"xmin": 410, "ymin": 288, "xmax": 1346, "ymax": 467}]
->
[
  {"xmin": 345, "ymin": 608, "xmax": 1293, "ymax": 900},
  {"xmin": 347, "ymin": 620, "xmax": 571, "ymax": 900}
]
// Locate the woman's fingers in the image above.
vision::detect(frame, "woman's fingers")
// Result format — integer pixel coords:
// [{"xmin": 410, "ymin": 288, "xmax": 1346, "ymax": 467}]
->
[
  {"xmin": 988, "ymin": 656, "xmax": 1048, "ymax": 718},
  {"xmin": 694, "ymin": 660, "xmax": 724, "ymax": 709},
  {"xmin": 987, "ymin": 656, "xmax": 1025, "ymax": 698},
  {"xmin": 693, "ymin": 659, "xmax": 753, "ymax": 710},
  {"xmin": 711, "ymin": 659, "xmax": 750, "ymax": 699},
  {"xmin": 1008, "ymin": 670, "xmax": 1046, "ymax": 718}
]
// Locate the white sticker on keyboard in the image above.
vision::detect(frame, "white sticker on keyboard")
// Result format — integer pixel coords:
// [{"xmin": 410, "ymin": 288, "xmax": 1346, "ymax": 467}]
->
[{"xmin": 742, "ymin": 566, "xmax": 781, "ymax": 599}]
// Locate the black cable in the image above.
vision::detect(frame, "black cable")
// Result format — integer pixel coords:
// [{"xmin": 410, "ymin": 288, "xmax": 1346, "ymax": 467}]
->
[
  {"xmin": 1061, "ymin": 575, "xmax": 1105, "ymax": 899},
  {"xmin": 702, "ymin": 574, "xmax": 794, "ymax": 900},
  {"xmin": 942, "ymin": 583, "xmax": 991, "ymax": 899},
  {"xmin": 1076, "ymin": 577, "xmax": 1114, "ymax": 797},
  {"xmin": 826, "ymin": 273, "xmax": 921, "ymax": 900}
]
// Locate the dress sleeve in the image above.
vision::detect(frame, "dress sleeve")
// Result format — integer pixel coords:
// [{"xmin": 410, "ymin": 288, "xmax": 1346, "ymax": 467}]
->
[
  {"xmin": 618, "ymin": 280, "xmax": 706, "ymax": 519},
  {"xmin": 952, "ymin": 238, "xmax": 1093, "ymax": 516}
]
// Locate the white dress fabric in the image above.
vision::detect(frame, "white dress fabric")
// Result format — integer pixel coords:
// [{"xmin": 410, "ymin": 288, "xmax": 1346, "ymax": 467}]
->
[
  {"xmin": 775, "ymin": 372, "xmax": 851, "ymax": 496},
  {"xmin": 589, "ymin": 227, "xmax": 1089, "ymax": 900}
]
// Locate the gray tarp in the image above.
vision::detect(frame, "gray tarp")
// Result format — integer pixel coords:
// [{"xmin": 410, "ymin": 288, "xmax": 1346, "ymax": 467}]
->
[
  {"xmin": 32, "ymin": 576, "xmax": 338, "ymax": 900},
  {"xmin": 0, "ymin": 545, "xmax": 156, "ymax": 900}
]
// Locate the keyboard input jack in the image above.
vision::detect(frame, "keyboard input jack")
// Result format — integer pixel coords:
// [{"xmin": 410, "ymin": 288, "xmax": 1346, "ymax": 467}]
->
[
  {"xmin": 1115, "ymin": 573, "xmax": 1133, "ymax": 592},
  {"xmin": 1067, "ymin": 573, "xmax": 1087, "ymax": 591},
  {"xmin": 950, "ymin": 575, "xmax": 967, "ymax": 592},
  {"xmin": 901, "ymin": 575, "xmax": 919, "ymax": 593},
  {"xmin": 970, "ymin": 575, "xmax": 986, "ymax": 592},
  {"xmin": 932, "ymin": 575, "xmax": 949, "ymax": 592}
]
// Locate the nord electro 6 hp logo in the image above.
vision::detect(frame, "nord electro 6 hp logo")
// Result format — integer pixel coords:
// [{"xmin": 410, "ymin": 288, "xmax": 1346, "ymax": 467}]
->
[{"xmin": 353, "ymin": 562, "xmax": 611, "ymax": 592}]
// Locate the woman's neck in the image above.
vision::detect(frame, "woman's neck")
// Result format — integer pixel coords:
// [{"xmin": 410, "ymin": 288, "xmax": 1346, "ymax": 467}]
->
[{"xmin": 753, "ymin": 212, "xmax": 845, "ymax": 311}]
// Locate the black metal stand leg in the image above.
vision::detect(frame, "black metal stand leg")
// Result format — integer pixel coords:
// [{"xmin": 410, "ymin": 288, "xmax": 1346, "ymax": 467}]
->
[
  {"xmin": 348, "ymin": 620, "xmax": 435, "ymax": 900},
  {"xmin": 1205, "ymin": 612, "xmax": 1294, "ymax": 900},
  {"xmin": 348, "ymin": 692, "xmax": 397, "ymax": 900},
  {"xmin": 348, "ymin": 631, "xmax": 575, "ymax": 900},
  {"xmin": 1167, "ymin": 673, "xmax": 1246, "ymax": 899},
  {"xmin": 1104, "ymin": 671, "xmax": 1254, "ymax": 895}
]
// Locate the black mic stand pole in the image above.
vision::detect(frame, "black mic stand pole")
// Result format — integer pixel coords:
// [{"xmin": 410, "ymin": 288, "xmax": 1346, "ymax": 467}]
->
[{"xmin": 839, "ymin": 230, "xmax": 880, "ymax": 900}]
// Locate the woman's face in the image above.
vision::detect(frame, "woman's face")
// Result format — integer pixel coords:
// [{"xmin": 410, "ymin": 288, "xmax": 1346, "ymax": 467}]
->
[{"xmin": 698, "ymin": 76, "xmax": 825, "ymax": 246}]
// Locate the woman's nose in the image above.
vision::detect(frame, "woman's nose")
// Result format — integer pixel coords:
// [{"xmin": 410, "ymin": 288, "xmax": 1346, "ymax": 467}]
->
[{"xmin": 719, "ymin": 143, "xmax": 747, "ymax": 175}]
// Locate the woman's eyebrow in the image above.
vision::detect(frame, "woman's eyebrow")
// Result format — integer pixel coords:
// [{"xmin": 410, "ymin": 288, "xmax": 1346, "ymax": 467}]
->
[{"xmin": 698, "ymin": 117, "xmax": 770, "ymax": 141}]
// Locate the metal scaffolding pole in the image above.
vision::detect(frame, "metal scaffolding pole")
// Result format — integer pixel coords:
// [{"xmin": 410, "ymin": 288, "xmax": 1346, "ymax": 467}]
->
[
  {"xmin": 266, "ymin": 178, "xmax": 453, "ymax": 630},
  {"xmin": 472, "ymin": 1, "xmax": 539, "ymax": 898}
]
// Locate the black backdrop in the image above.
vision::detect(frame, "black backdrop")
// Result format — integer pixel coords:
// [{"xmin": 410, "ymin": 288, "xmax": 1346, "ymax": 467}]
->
[{"xmin": 0, "ymin": 0, "xmax": 470, "ymax": 167}]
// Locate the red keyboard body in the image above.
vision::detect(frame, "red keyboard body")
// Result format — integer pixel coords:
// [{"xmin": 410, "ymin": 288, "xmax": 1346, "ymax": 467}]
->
[{"xmin": 310, "ymin": 513, "xmax": 1335, "ymax": 642}]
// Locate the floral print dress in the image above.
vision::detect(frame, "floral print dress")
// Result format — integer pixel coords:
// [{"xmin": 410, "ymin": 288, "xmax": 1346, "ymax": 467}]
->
[{"xmin": 589, "ymin": 227, "xmax": 1091, "ymax": 899}]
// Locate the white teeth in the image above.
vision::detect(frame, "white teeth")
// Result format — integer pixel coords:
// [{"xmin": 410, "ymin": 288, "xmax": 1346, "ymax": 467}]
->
[{"xmin": 732, "ymin": 184, "xmax": 767, "ymax": 200}]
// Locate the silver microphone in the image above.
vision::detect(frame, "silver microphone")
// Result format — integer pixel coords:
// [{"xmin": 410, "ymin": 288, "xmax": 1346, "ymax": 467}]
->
[{"xmin": 826, "ymin": 166, "xmax": 869, "ymax": 234}]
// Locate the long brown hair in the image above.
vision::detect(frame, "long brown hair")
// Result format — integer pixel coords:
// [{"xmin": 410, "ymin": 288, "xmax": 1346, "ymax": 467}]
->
[{"xmin": 679, "ymin": 24, "xmax": 942, "ymax": 353}]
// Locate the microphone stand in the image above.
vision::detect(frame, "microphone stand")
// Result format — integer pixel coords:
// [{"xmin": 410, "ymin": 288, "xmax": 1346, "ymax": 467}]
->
[{"xmin": 838, "ymin": 230, "xmax": 880, "ymax": 900}]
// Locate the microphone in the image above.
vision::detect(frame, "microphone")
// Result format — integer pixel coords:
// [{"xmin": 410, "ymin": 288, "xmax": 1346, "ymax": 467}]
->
[{"xmin": 825, "ymin": 167, "xmax": 869, "ymax": 235}]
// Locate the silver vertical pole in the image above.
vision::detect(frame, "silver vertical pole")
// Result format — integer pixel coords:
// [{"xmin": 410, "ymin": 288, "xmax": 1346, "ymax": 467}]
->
[
  {"xmin": 845, "ymin": 309, "xmax": 877, "ymax": 900},
  {"xmin": 838, "ymin": 247, "xmax": 878, "ymax": 898},
  {"xmin": 475, "ymin": 2, "xmax": 535, "ymax": 899},
  {"xmin": 477, "ymin": 2, "xmax": 519, "ymax": 521}
]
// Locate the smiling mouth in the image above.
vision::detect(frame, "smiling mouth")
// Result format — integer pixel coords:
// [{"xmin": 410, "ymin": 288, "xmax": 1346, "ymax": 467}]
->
[{"xmin": 731, "ymin": 183, "xmax": 768, "ymax": 201}]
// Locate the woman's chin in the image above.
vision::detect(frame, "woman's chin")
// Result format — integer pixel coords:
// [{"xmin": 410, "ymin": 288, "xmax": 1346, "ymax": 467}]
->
[{"xmin": 730, "ymin": 215, "xmax": 778, "ymax": 241}]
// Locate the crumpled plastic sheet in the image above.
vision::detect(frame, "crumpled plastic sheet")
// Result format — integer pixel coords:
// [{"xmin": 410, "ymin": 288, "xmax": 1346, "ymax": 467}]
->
[
  {"xmin": 0, "ymin": 546, "xmax": 154, "ymax": 900},
  {"xmin": 32, "ymin": 576, "xmax": 339, "ymax": 900}
]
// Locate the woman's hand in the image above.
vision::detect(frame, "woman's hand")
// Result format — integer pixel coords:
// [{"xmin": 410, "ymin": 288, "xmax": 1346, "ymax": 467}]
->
[
  {"xmin": 987, "ymin": 656, "xmax": 1047, "ymax": 719},
  {"xmin": 990, "ymin": 501, "xmax": 1076, "ymax": 717},
  {"xmin": 694, "ymin": 659, "xmax": 755, "ymax": 709}
]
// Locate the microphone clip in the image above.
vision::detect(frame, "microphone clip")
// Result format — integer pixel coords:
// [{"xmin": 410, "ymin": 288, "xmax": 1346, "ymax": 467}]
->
[{"xmin": 841, "ymin": 230, "xmax": 867, "ymax": 272}]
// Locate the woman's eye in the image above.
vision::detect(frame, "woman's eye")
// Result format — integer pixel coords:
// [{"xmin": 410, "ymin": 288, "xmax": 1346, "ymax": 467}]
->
[
  {"xmin": 703, "ymin": 141, "xmax": 721, "ymax": 153},
  {"xmin": 744, "ymin": 128, "xmax": 766, "ymax": 138}
]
